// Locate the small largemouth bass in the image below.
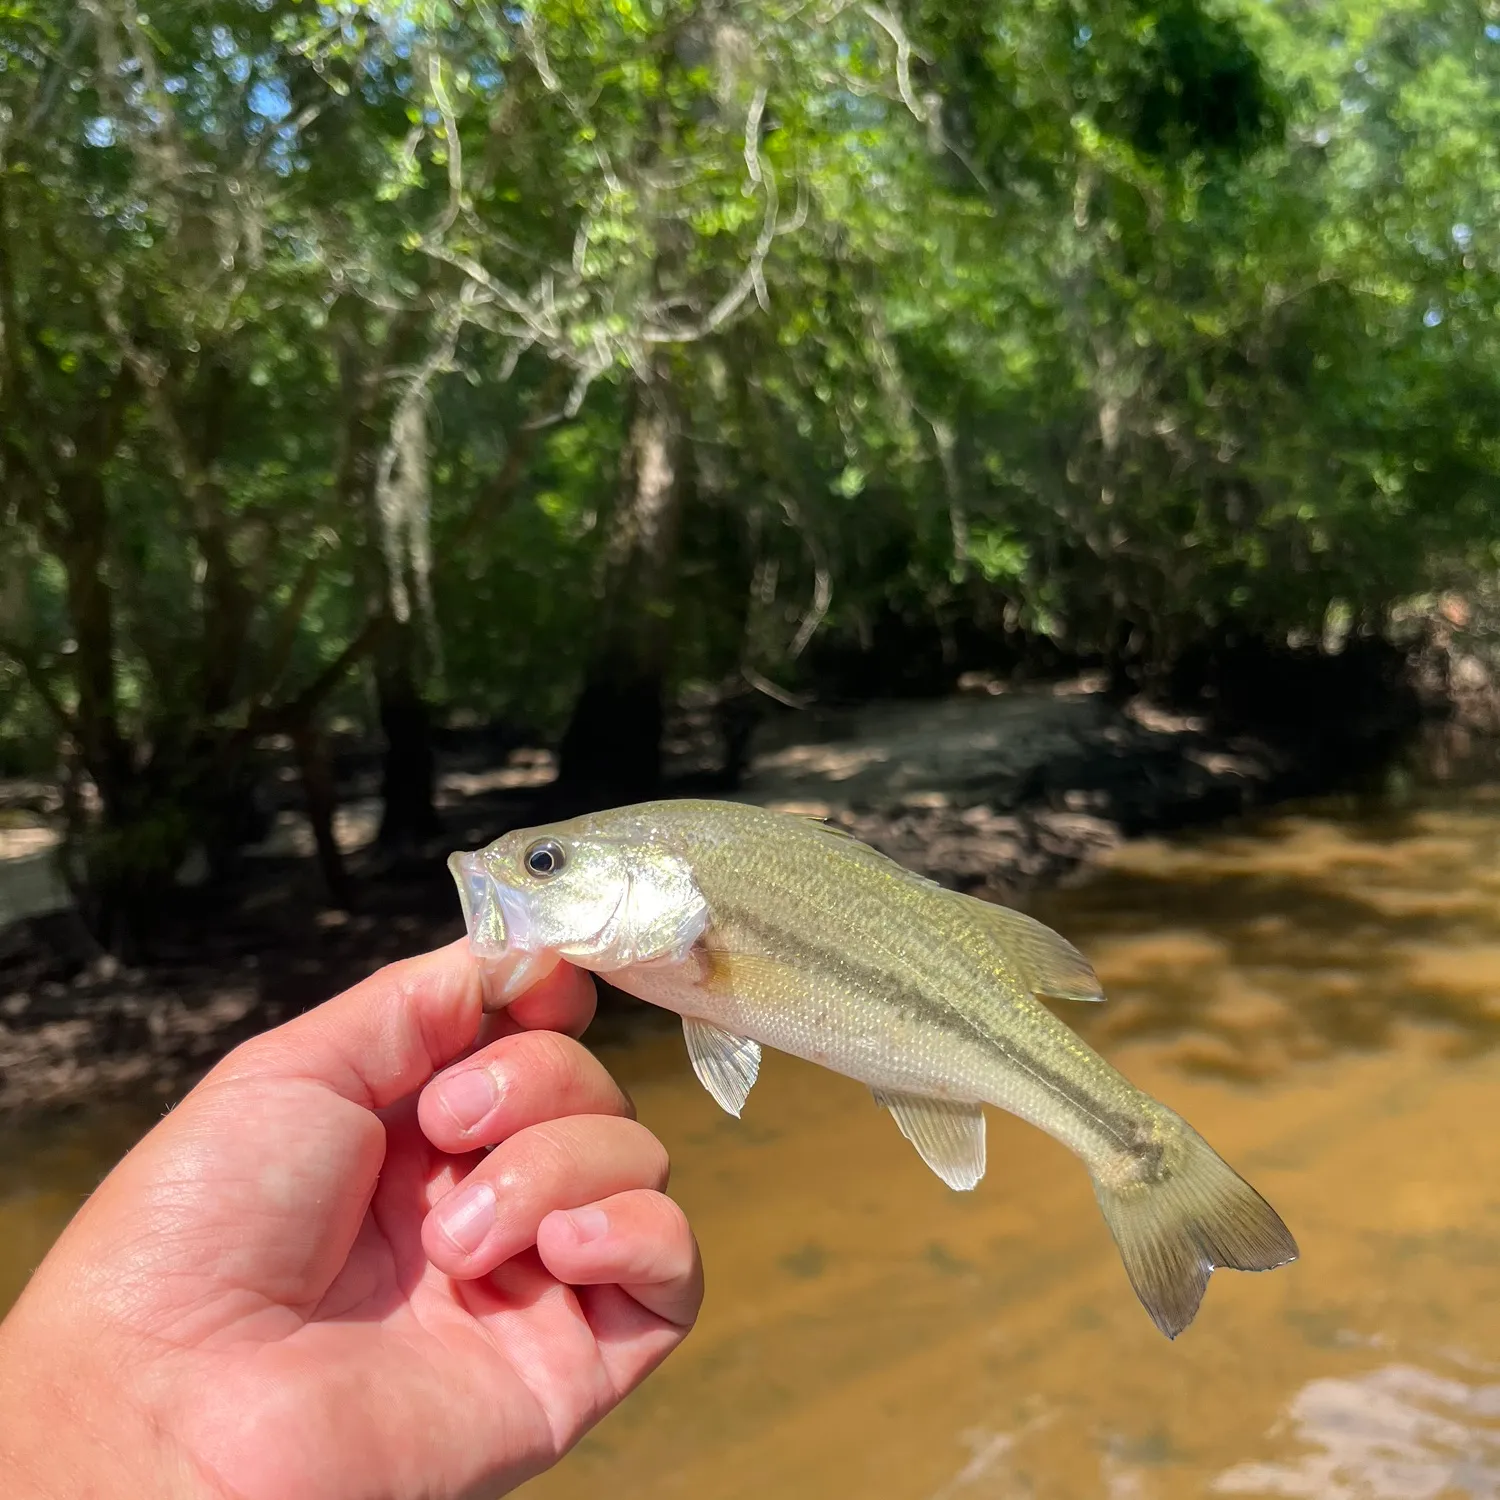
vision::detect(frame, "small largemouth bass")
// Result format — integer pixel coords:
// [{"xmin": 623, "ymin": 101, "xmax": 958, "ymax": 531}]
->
[{"xmin": 449, "ymin": 799, "xmax": 1296, "ymax": 1337}]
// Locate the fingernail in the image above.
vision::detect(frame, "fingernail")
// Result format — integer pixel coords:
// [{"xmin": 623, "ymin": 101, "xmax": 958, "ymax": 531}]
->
[
  {"xmin": 435, "ymin": 1182, "xmax": 496, "ymax": 1255},
  {"xmin": 560, "ymin": 1206, "xmax": 610, "ymax": 1244},
  {"xmin": 435, "ymin": 1068, "xmax": 497, "ymax": 1132}
]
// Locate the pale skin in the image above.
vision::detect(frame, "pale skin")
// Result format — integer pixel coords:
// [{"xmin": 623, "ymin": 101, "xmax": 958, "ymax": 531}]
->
[{"xmin": 0, "ymin": 940, "xmax": 703, "ymax": 1500}]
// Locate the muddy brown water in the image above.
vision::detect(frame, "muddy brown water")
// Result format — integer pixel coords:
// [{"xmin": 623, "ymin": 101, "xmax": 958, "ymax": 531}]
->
[{"xmin": 5, "ymin": 781, "xmax": 1500, "ymax": 1497}]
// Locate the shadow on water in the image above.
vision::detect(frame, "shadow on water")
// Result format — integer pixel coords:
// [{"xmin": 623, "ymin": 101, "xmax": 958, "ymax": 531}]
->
[{"xmin": 1027, "ymin": 793, "xmax": 1500, "ymax": 1076}]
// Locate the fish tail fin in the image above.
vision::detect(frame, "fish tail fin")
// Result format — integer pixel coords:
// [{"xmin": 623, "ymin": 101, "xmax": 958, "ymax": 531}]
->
[{"xmin": 1090, "ymin": 1121, "xmax": 1298, "ymax": 1340}]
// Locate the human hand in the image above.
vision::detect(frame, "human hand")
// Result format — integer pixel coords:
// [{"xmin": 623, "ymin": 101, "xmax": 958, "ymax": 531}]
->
[{"xmin": 0, "ymin": 941, "xmax": 701, "ymax": 1500}]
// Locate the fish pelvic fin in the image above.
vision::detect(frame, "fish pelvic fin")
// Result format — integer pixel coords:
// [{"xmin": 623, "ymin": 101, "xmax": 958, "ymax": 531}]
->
[{"xmin": 1090, "ymin": 1121, "xmax": 1298, "ymax": 1340}]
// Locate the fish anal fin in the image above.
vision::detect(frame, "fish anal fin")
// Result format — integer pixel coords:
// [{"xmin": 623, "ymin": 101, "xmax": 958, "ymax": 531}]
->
[
  {"xmin": 873, "ymin": 1090, "xmax": 986, "ymax": 1191},
  {"xmin": 683, "ymin": 1017, "xmax": 761, "ymax": 1118},
  {"xmin": 961, "ymin": 897, "xmax": 1104, "ymax": 1003},
  {"xmin": 1091, "ymin": 1122, "xmax": 1299, "ymax": 1339}
]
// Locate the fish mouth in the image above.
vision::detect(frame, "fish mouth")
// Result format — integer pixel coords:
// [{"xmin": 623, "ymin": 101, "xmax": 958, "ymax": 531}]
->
[{"xmin": 447, "ymin": 851, "xmax": 536, "ymax": 958}]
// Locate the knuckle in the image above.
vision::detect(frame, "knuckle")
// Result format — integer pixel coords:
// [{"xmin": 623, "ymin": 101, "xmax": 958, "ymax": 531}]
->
[
  {"xmin": 208, "ymin": 1029, "xmax": 281, "ymax": 1083},
  {"xmin": 377, "ymin": 951, "xmax": 431, "ymax": 1010},
  {"xmin": 501, "ymin": 1029, "xmax": 631, "ymax": 1116},
  {"xmin": 633, "ymin": 1195, "xmax": 702, "ymax": 1306},
  {"xmin": 492, "ymin": 1119, "xmax": 577, "ymax": 1193},
  {"xmin": 516, "ymin": 1026, "xmax": 590, "ymax": 1083},
  {"xmin": 640, "ymin": 1190, "xmax": 691, "ymax": 1247},
  {"xmin": 489, "ymin": 1114, "xmax": 671, "ymax": 1201},
  {"xmin": 620, "ymin": 1120, "xmax": 671, "ymax": 1189}
]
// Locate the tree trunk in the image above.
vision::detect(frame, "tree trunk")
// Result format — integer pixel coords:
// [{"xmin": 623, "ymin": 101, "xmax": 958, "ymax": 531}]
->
[
  {"xmin": 376, "ymin": 636, "xmax": 441, "ymax": 851},
  {"xmin": 556, "ymin": 381, "xmax": 683, "ymax": 807},
  {"xmin": 62, "ymin": 474, "xmax": 129, "ymax": 812},
  {"xmin": 294, "ymin": 723, "xmax": 350, "ymax": 905},
  {"xmin": 345, "ymin": 317, "xmax": 444, "ymax": 854},
  {"xmin": 57, "ymin": 473, "xmax": 164, "ymax": 953},
  {"xmin": 556, "ymin": 662, "xmax": 667, "ymax": 808}
]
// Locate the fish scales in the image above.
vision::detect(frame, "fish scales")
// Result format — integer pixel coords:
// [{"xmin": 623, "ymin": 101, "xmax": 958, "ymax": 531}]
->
[
  {"xmin": 669, "ymin": 831, "xmax": 1156, "ymax": 1163},
  {"xmin": 449, "ymin": 798, "xmax": 1297, "ymax": 1338}
]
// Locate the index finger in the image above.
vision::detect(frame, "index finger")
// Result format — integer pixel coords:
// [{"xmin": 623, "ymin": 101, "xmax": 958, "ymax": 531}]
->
[
  {"xmin": 209, "ymin": 940, "xmax": 594, "ymax": 1110},
  {"xmin": 485, "ymin": 961, "xmax": 597, "ymax": 1043}
]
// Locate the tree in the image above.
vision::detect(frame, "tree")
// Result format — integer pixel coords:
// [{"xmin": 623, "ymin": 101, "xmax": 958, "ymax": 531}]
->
[
  {"xmin": 4, "ymin": 0, "xmax": 1500, "ymax": 946},
  {"xmin": 0, "ymin": 0, "xmax": 398, "ymax": 939}
]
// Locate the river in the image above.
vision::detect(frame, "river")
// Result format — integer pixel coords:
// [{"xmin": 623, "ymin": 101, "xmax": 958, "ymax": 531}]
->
[{"xmin": 4, "ymin": 776, "xmax": 1500, "ymax": 1497}]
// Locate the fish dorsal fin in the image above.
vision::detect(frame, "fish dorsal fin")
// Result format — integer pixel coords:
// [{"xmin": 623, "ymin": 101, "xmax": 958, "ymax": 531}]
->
[
  {"xmin": 797, "ymin": 816, "xmax": 1100, "ymax": 1001},
  {"xmin": 873, "ymin": 1090, "xmax": 987, "ymax": 1191},
  {"xmin": 796, "ymin": 814, "xmax": 1099, "ymax": 1001},
  {"xmin": 798, "ymin": 815, "xmax": 861, "ymax": 840},
  {"xmin": 956, "ymin": 896, "xmax": 1104, "ymax": 1003},
  {"xmin": 798, "ymin": 816, "xmax": 945, "ymax": 891},
  {"xmin": 683, "ymin": 1017, "xmax": 761, "ymax": 1118}
]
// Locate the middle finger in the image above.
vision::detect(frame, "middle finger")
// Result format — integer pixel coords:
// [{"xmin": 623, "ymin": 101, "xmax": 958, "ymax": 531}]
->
[{"xmin": 423, "ymin": 1113, "xmax": 669, "ymax": 1278}]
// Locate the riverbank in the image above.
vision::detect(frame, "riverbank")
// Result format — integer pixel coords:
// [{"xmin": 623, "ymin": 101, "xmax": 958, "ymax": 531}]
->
[{"xmin": 0, "ymin": 670, "xmax": 1436, "ymax": 1116}]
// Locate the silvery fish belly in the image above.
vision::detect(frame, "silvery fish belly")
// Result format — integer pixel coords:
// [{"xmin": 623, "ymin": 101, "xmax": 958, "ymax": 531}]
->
[{"xmin": 449, "ymin": 798, "xmax": 1297, "ymax": 1339}]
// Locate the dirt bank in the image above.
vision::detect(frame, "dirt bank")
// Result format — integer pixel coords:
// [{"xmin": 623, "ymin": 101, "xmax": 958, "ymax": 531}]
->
[{"xmin": 0, "ymin": 675, "xmax": 1429, "ymax": 1117}]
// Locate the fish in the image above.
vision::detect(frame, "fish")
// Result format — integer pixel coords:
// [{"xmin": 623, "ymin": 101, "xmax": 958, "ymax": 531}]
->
[{"xmin": 448, "ymin": 798, "xmax": 1297, "ymax": 1338}]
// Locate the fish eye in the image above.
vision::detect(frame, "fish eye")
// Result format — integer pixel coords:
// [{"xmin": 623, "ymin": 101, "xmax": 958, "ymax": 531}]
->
[{"xmin": 523, "ymin": 838, "xmax": 565, "ymax": 879}]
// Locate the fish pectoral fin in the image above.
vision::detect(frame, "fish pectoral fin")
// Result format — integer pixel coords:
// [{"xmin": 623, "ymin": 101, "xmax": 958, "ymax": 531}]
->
[
  {"xmin": 955, "ymin": 896, "xmax": 1104, "ymax": 1003},
  {"xmin": 682, "ymin": 1017, "xmax": 761, "ymax": 1118},
  {"xmin": 873, "ymin": 1091, "xmax": 987, "ymax": 1191}
]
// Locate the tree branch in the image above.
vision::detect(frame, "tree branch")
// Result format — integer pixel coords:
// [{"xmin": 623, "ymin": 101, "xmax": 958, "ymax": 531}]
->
[
  {"xmin": 249, "ymin": 613, "xmax": 391, "ymax": 738},
  {"xmin": 0, "ymin": 149, "xmax": 46, "ymax": 502},
  {"xmin": 449, "ymin": 364, "xmax": 571, "ymax": 549},
  {"xmin": 251, "ymin": 551, "xmax": 327, "ymax": 710}
]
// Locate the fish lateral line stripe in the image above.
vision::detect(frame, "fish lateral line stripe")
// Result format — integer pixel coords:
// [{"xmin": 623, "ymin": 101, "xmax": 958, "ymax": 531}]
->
[{"xmin": 717, "ymin": 902, "xmax": 1147, "ymax": 1157}]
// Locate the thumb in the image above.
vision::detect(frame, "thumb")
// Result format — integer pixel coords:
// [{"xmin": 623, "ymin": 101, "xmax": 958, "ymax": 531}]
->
[
  {"xmin": 209, "ymin": 940, "xmax": 487, "ymax": 1109},
  {"xmin": 43, "ymin": 945, "xmax": 490, "ymax": 1327}
]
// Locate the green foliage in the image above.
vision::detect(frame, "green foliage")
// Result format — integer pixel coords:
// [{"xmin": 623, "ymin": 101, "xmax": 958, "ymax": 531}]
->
[{"xmin": 1, "ymin": 0, "xmax": 1498, "ymax": 915}]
